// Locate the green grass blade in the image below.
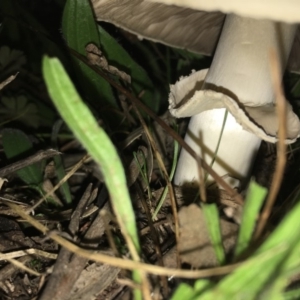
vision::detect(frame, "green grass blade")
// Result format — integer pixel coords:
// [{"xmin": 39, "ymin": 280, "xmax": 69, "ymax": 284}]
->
[
  {"xmin": 42, "ymin": 56, "xmax": 140, "ymax": 256},
  {"xmin": 62, "ymin": 0, "xmax": 117, "ymax": 109},
  {"xmin": 2, "ymin": 128, "xmax": 43, "ymax": 185},
  {"xmin": 202, "ymin": 203, "xmax": 226, "ymax": 265},
  {"xmin": 235, "ymin": 181, "xmax": 267, "ymax": 257},
  {"xmin": 199, "ymin": 189, "xmax": 300, "ymax": 299},
  {"xmin": 152, "ymin": 139, "xmax": 179, "ymax": 220},
  {"xmin": 204, "ymin": 109, "xmax": 228, "ymax": 182},
  {"xmin": 200, "ymin": 244, "xmax": 289, "ymax": 300},
  {"xmin": 171, "ymin": 283, "xmax": 195, "ymax": 300}
]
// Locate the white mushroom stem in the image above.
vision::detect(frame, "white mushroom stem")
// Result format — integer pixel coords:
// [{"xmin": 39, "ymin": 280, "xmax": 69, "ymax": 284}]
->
[
  {"xmin": 174, "ymin": 15, "xmax": 297, "ymax": 188},
  {"xmin": 175, "ymin": 109, "xmax": 261, "ymax": 188}
]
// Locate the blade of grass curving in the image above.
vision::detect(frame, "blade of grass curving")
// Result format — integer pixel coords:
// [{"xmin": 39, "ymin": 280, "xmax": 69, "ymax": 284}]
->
[
  {"xmin": 204, "ymin": 109, "xmax": 228, "ymax": 183},
  {"xmin": 42, "ymin": 56, "xmax": 140, "ymax": 257},
  {"xmin": 262, "ymin": 238, "xmax": 300, "ymax": 299},
  {"xmin": 62, "ymin": 0, "xmax": 117, "ymax": 109},
  {"xmin": 192, "ymin": 109, "xmax": 228, "ymax": 202},
  {"xmin": 152, "ymin": 139, "xmax": 179, "ymax": 220},
  {"xmin": 202, "ymin": 203, "xmax": 226, "ymax": 265},
  {"xmin": 234, "ymin": 180, "xmax": 267, "ymax": 257},
  {"xmin": 43, "ymin": 56, "xmax": 145, "ymax": 299},
  {"xmin": 198, "ymin": 244, "xmax": 289, "ymax": 299},
  {"xmin": 133, "ymin": 150, "xmax": 151, "ymax": 200},
  {"xmin": 199, "ymin": 191, "xmax": 300, "ymax": 299}
]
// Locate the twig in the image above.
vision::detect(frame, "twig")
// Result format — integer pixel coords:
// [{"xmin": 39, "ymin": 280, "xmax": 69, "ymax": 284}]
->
[
  {"xmin": 0, "ymin": 149, "xmax": 60, "ymax": 178},
  {"xmin": 254, "ymin": 49, "xmax": 287, "ymax": 239},
  {"xmin": 0, "ymin": 74, "xmax": 18, "ymax": 91},
  {"xmin": 7, "ymin": 201, "xmax": 242, "ymax": 279},
  {"xmin": 0, "ymin": 249, "xmax": 57, "ymax": 261},
  {"xmin": 6, "ymin": 257, "xmax": 41, "ymax": 277}
]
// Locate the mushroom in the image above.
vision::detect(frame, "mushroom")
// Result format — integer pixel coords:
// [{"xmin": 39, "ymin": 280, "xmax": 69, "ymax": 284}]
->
[
  {"xmin": 92, "ymin": 1, "xmax": 300, "ymax": 190},
  {"xmin": 169, "ymin": 15, "xmax": 299, "ymax": 188}
]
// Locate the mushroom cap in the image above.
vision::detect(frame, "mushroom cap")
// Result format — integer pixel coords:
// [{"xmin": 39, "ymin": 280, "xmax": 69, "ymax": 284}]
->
[
  {"xmin": 169, "ymin": 69, "xmax": 300, "ymax": 143},
  {"xmin": 92, "ymin": 0, "xmax": 224, "ymax": 56},
  {"xmin": 147, "ymin": 0, "xmax": 300, "ymax": 23},
  {"xmin": 92, "ymin": 0, "xmax": 300, "ymax": 73}
]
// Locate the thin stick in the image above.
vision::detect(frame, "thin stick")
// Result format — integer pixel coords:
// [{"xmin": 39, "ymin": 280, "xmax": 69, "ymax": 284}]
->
[
  {"xmin": 0, "ymin": 74, "xmax": 18, "ymax": 91},
  {"xmin": 0, "ymin": 249, "xmax": 57, "ymax": 261},
  {"xmin": 6, "ymin": 257, "xmax": 41, "ymax": 277},
  {"xmin": 197, "ymin": 132, "xmax": 207, "ymax": 203},
  {"xmin": 254, "ymin": 49, "xmax": 287, "ymax": 239},
  {"xmin": 0, "ymin": 149, "xmax": 60, "ymax": 177},
  {"xmin": 8, "ymin": 201, "xmax": 241, "ymax": 279}
]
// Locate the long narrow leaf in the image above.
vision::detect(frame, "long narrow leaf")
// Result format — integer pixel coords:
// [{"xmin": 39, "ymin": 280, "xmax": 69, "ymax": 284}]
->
[
  {"xmin": 62, "ymin": 0, "xmax": 117, "ymax": 109},
  {"xmin": 202, "ymin": 203, "xmax": 226, "ymax": 265},
  {"xmin": 42, "ymin": 56, "xmax": 140, "ymax": 256},
  {"xmin": 235, "ymin": 181, "xmax": 267, "ymax": 257}
]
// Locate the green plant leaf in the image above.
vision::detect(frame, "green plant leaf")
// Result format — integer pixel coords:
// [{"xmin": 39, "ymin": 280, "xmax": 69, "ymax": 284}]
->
[
  {"xmin": 171, "ymin": 279, "xmax": 213, "ymax": 300},
  {"xmin": 283, "ymin": 286, "xmax": 300, "ymax": 300},
  {"xmin": 2, "ymin": 128, "xmax": 43, "ymax": 185},
  {"xmin": 198, "ymin": 190, "xmax": 300, "ymax": 299},
  {"xmin": 152, "ymin": 138, "xmax": 179, "ymax": 219},
  {"xmin": 42, "ymin": 55, "xmax": 140, "ymax": 255},
  {"xmin": 235, "ymin": 180, "xmax": 267, "ymax": 257},
  {"xmin": 171, "ymin": 283, "xmax": 195, "ymax": 300},
  {"xmin": 98, "ymin": 25, "xmax": 159, "ymax": 112},
  {"xmin": 62, "ymin": 0, "xmax": 117, "ymax": 110},
  {"xmin": 43, "ymin": 55, "xmax": 143, "ymax": 297},
  {"xmin": 202, "ymin": 203, "xmax": 226, "ymax": 265}
]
